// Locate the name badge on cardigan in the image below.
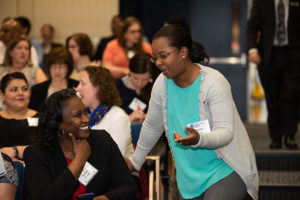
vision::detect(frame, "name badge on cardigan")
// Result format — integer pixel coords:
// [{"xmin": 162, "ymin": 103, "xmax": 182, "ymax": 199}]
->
[
  {"xmin": 79, "ymin": 162, "xmax": 98, "ymax": 186},
  {"xmin": 186, "ymin": 119, "xmax": 211, "ymax": 134}
]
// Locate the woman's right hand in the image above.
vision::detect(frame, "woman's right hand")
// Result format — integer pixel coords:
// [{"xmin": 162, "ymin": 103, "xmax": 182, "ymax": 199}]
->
[{"xmin": 69, "ymin": 133, "xmax": 91, "ymax": 161}]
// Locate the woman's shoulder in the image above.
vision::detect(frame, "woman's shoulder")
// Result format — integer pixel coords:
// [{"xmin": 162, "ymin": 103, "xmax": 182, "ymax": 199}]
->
[
  {"xmin": 142, "ymin": 42, "xmax": 152, "ymax": 54},
  {"xmin": 106, "ymin": 39, "xmax": 119, "ymax": 47},
  {"xmin": 89, "ymin": 129, "xmax": 114, "ymax": 144},
  {"xmin": 108, "ymin": 106, "xmax": 128, "ymax": 118},
  {"xmin": 31, "ymin": 80, "xmax": 51, "ymax": 90},
  {"xmin": 201, "ymin": 65, "xmax": 229, "ymax": 85}
]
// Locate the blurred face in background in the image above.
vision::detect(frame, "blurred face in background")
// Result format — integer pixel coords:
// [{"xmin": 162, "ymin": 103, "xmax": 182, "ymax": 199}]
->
[
  {"xmin": 41, "ymin": 25, "xmax": 53, "ymax": 42},
  {"xmin": 67, "ymin": 38, "xmax": 80, "ymax": 61},
  {"xmin": 129, "ymin": 72, "xmax": 151, "ymax": 92},
  {"xmin": 0, "ymin": 78, "xmax": 30, "ymax": 111},
  {"xmin": 9, "ymin": 40, "xmax": 30, "ymax": 66},
  {"xmin": 49, "ymin": 62, "xmax": 68, "ymax": 82},
  {"xmin": 0, "ymin": 20, "xmax": 22, "ymax": 45},
  {"xmin": 76, "ymin": 70, "xmax": 99, "ymax": 111},
  {"xmin": 125, "ymin": 23, "xmax": 141, "ymax": 47}
]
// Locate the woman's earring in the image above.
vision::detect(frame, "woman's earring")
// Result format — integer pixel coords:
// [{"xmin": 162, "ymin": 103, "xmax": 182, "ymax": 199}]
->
[{"xmin": 59, "ymin": 128, "xmax": 66, "ymax": 136}]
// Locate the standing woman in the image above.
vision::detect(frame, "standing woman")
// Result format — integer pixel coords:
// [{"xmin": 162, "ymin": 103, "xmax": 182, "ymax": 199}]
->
[
  {"xmin": 127, "ymin": 25, "xmax": 258, "ymax": 200},
  {"xmin": 29, "ymin": 47, "xmax": 78, "ymax": 111},
  {"xmin": 0, "ymin": 72, "xmax": 38, "ymax": 162},
  {"xmin": 76, "ymin": 66, "xmax": 134, "ymax": 158},
  {"xmin": 66, "ymin": 33, "xmax": 94, "ymax": 80},
  {"xmin": 102, "ymin": 16, "xmax": 152, "ymax": 78}
]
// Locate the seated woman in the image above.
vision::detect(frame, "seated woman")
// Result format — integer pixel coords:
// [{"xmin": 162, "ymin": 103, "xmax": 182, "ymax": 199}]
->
[
  {"xmin": 0, "ymin": 72, "xmax": 38, "ymax": 162},
  {"xmin": 0, "ymin": 36, "xmax": 47, "ymax": 88},
  {"xmin": 0, "ymin": 36, "xmax": 47, "ymax": 110},
  {"xmin": 116, "ymin": 53, "xmax": 159, "ymax": 123},
  {"xmin": 29, "ymin": 47, "xmax": 78, "ymax": 111},
  {"xmin": 76, "ymin": 66, "xmax": 134, "ymax": 158},
  {"xmin": 24, "ymin": 89, "xmax": 136, "ymax": 200},
  {"xmin": 0, "ymin": 153, "xmax": 18, "ymax": 200},
  {"xmin": 102, "ymin": 16, "xmax": 152, "ymax": 78},
  {"xmin": 66, "ymin": 33, "xmax": 94, "ymax": 80}
]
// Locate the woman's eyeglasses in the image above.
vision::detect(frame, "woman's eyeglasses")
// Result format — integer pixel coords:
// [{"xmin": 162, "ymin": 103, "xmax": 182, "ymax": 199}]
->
[{"xmin": 150, "ymin": 49, "xmax": 177, "ymax": 63}]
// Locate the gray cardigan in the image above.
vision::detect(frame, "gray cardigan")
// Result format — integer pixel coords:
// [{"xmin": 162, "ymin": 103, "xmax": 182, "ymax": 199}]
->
[{"xmin": 130, "ymin": 65, "xmax": 259, "ymax": 200}]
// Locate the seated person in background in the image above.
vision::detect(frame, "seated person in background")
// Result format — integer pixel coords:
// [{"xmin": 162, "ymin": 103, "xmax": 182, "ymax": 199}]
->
[
  {"xmin": 93, "ymin": 15, "xmax": 123, "ymax": 61},
  {"xmin": 24, "ymin": 89, "xmax": 136, "ymax": 200},
  {"xmin": 116, "ymin": 53, "xmax": 157, "ymax": 123},
  {"xmin": 102, "ymin": 16, "xmax": 152, "ymax": 78},
  {"xmin": 0, "ymin": 36, "xmax": 47, "ymax": 88},
  {"xmin": 0, "ymin": 72, "xmax": 38, "ymax": 162},
  {"xmin": 76, "ymin": 66, "xmax": 134, "ymax": 158},
  {"xmin": 0, "ymin": 18, "xmax": 39, "ymax": 67},
  {"xmin": 29, "ymin": 47, "xmax": 78, "ymax": 111},
  {"xmin": 14, "ymin": 16, "xmax": 43, "ymax": 67},
  {"xmin": 0, "ymin": 153, "xmax": 18, "ymax": 200},
  {"xmin": 66, "ymin": 33, "xmax": 94, "ymax": 80},
  {"xmin": 40, "ymin": 24, "xmax": 62, "ymax": 66}
]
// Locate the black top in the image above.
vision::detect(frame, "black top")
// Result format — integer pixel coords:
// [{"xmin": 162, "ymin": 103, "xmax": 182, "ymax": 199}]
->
[
  {"xmin": 24, "ymin": 130, "xmax": 137, "ymax": 200},
  {"xmin": 0, "ymin": 113, "xmax": 39, "ymax": 148},
  {"xmin": 115, "ymin": 78, "xmax": 150, "ymax": 115},
  {"xmin": 93, "ymin": 35, "xmax": 115, "ymax": 61},
  {"xmin": 29, "ymin": 79, "xmax": 79, "ymax": 111}
]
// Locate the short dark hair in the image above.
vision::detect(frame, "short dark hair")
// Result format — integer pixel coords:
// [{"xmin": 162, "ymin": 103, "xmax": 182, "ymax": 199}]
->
[
  {"xmin": 37, "ymin": 88, "xmax": 77, "ymax": 150},
  {"xmin": 84, "ymin": 66, "xmax": 122, "ymax": 107},
  {"xmin": 153, "ymin": 24, "xmax": 209, "ymax": 64},
  {"xmin": 44, "ymin": 47, "xmax": 74, "ymax": 79},
  {"xmin": 66, "ymin": 33, "xmax": 94, "ymax": 58},
  {"xmin": 129, "ymin": 53, "xmax": 153, "ymax": 74},
  {"xmin": 0, "ymin": 72, "xmax": 28, "ymax": 93},
  {"xmin": 15, "ymin": 16, "xmax": 31, "ymax": 35},
  {"xmin": 129, "ymin": 53, "xmax": 157, "ymax": 103}
]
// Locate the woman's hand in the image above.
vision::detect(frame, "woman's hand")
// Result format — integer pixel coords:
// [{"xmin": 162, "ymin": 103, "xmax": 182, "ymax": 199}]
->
[
  {"xmin": 69, "ymin": 133, "xmax": 91, "ymax": 161},
  {"xmin": 173, "ymin": 127, "xmax": 200, "ymax": 146},
  {"xmin": 93, "ymin": 195, "xmax": 109, "ymax": 200},
  {"xmin": 129, "ymin": 108, "xmax": 146, "ymax": 123},
  {"xmin": 124, "ymin": 157, "xmax": 135, "ymax": 172},
  {"xmin": 67, "ymin": 133, "xmax": 91, "ymax": 179}
]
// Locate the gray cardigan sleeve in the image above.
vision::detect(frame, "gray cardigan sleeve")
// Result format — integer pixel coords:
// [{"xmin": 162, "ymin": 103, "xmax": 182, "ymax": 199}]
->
[
  {"xmin": 130, "ymin": 75, "xmax": 165, "ymax": 171},
  {"xmin": 192, "ymin": 67, "xmax": 235, "ymax": 149}
]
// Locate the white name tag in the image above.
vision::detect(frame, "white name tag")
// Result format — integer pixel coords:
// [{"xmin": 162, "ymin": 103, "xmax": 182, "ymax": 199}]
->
[
  {"xmin": 78, "ymin": 161, "xmax": 98, "ymax": 186},
  {"xmin": 27, "ymin": 117, "xmax": 39, "ymax": 127},
  {"xmin": 127, "ymin": 50, "xmax": 135, "ymax": 59},
  {"xmin": 186, "ymin": 119, "xmax": 211, "ymax": 133},
  {"xmin": 128, "ymin": 97, "xmax": 147, "ymax": 111}
]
